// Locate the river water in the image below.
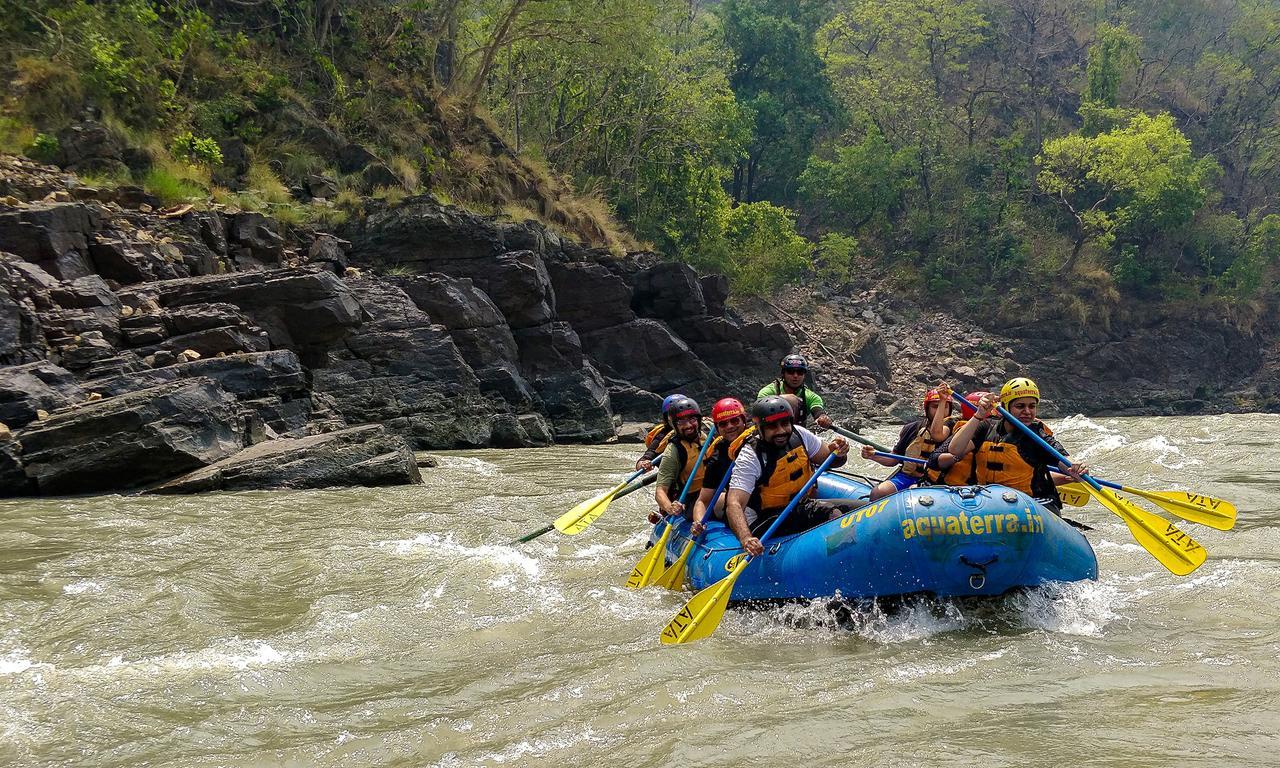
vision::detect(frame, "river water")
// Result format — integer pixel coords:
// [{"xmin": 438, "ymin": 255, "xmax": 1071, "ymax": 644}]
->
[{"xmin": 1, "ymin": 415, "xmax": 1277, "ymax": 767}]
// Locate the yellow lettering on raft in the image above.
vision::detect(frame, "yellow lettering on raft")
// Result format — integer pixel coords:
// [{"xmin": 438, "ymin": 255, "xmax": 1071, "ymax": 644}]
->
[{"xmin": 901, "ymin": 519, "xmax": 916, "ymax": 540}]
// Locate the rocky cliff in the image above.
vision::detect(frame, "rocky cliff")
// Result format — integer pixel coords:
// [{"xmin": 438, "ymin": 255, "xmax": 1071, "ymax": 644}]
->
[{"xmin": 0, "ymin": 153, "xmax": 790, "ymax": 496}]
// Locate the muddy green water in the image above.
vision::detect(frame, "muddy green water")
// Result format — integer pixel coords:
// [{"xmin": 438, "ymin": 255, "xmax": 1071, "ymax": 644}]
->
[{"xmin": 1, "ymin": 415, "xmax": 1277, "ymax": 767}]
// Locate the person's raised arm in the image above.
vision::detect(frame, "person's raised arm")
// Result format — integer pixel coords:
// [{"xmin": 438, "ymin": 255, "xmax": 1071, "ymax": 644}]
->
[{"xmin": 928, "ymin": 383, "xmax": 953, "ymax": 442}]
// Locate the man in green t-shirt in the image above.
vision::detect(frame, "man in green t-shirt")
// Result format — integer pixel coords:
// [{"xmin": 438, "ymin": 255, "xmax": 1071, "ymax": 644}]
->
[{"xmin": 757, "ymin": 354, "xmax": 833, "ymax": 429}]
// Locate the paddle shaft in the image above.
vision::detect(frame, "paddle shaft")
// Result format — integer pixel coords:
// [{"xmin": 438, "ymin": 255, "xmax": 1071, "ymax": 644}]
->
[
  {"xmin": 874, "ymin": 450, "xmax": 926, "ymax": 465},
  {"xmin": 515, "ymin": 461, "xmax": 660, "ymax": 544},
  {"xmin": 832, "ymin": 425, "xmax": 890, "ymax": 454}
]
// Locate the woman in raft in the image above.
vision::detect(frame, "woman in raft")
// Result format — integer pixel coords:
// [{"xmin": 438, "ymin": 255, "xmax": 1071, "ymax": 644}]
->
[
  {"xmin": 928, "ymin": 378, "xmax": 1087, "ymax": 509},
  {"xmin": 861, "ymin": 384, "xmax": 954, "ymax": 500}
]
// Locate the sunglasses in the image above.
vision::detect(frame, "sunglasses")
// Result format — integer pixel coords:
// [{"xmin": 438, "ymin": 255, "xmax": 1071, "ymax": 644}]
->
[{"xmin": 714, "ymin": 415, "xmax": 746, "ymax": 428}]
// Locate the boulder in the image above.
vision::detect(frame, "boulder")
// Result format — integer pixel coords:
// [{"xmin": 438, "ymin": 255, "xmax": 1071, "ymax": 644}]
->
[
  {"xmin": 14, "ymin": 377, "xmax": 245, "ymax": 494},
  {"xmin": 48, "ymin": 275, "xmax": 119, "ymax": 312},
  {"xmin": 305, "ymin": 175, "xmax": 339, "ymax": 199},
  {"xmin": 700, "ymin": 274, "xmax": 729, "ymax": 317},
  {"xmin": 578, "ymin": 318, "xmax": 716, "ymax": 395},
  {"xmin": 0, "ymin": 202, "xmax": 98, "ymax": 279},
  {"xmin": 116, "ymin": 268, "xmax": 362, "ymax": 366},
  {"xmin": 0, "ymin": 438, "xmax": 32, "ymax": 496},
  {"xmin": 227, "ymin": 212, "xmax": 284, "ymax": 265},
  {"xmin": 90, "ymin": 234, "xmax": 187, "ymax": 284},
  {"xmin": 55, "ymin": 122, "xmax": 126, "ymax": 175},
  {"xmin": 147, "ymin": 424, "xmax": 421, "ymax": 493},
  {"xmin": 396, "ymin": 273, "xmax": 537, "ymax": 408},
  {"xmin": 547, "ymin": 261, "xmax": 635, "ymax": 333},
  {"xmin": 361, "ymin": 163, "xmax": 399, "ymax": 191},
  {"xmin": 310, "ymin": 279, "xmax": 498, "ymax": 448},
  {"xmin": 337, "ymin": 143, "xmax": 378, "ymax": 174},
  {"xmin": 345, "ymin": 197, "xmax": 506, "ymax": 265},
  {"xmin": 0, "ymin": 361, "xmax": 85, "ymax": 428},
  {"xmin": 513, "ymin": 321, "xmax": 616, "ymax": 441},
  {"xmin": 631, "ymin": 262, "xmax": 705, "ymax": 320}
]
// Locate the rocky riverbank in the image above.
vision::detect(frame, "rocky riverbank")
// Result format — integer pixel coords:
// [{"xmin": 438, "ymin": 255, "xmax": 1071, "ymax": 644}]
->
[
  {"xmin": 742, "ymin": 281, "xmax": 1275, "ymax": 421},
  {"xmin": 0, "ymin": 152, "xmax": 789, "ymax": 496}
]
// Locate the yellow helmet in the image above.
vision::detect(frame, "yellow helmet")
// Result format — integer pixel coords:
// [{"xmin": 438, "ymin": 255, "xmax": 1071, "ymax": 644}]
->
[{"xmin": 1000, "ymin": 377, "xmax": 1040, "ymax": 406}]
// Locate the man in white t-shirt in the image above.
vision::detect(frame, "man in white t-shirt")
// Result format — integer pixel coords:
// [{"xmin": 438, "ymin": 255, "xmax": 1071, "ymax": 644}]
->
[{"xmin": 726, "ymin": 395, "xmax": 849, "ymax": 556}]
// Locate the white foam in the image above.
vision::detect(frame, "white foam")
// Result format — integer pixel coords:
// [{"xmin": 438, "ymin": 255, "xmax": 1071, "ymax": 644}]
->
[
  {"xmin": 99, "ymin": 640, "xmax": 290, "ymax": 675},
  {"xmin": 481, "ymin": 726, "xmax": 613, "ymax": 764},
  {"xmin": 380, "ymin": 533, "xmax": 542, "ymax": 581},
  {"xmin": 0, "ymin": 650, "xmax": 41, "ymax": 676},
  {"xmin": 434, "ymin": 455, "xmax": 499, "ymax": 476},
  {"xmin": 1009, "ymin": 581, "xmax": 1124, "ymax": 637},
  {"xmin": 1054, "ymin": 415, "xmax": 1118, "ymax": 434},
  {"xmin": 62, "ymin": 579, "xmax": 103, "ymax": 595}
]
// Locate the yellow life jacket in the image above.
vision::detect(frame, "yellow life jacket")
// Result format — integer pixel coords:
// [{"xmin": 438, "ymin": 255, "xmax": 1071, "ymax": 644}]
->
[
  {"xmin": 902, "ymin": 419, "xmax": 947, "ymax": 479},
  {"xmin": 745, "ymin": 429, "xmax": 814, "ymax": 514},
  {"xmin": 668, "ymin": 433, "xmax": 708, "ymax": 499}
]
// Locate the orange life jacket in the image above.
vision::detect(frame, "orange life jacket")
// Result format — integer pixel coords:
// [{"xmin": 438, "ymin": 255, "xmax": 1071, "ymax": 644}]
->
[{"xmin": 942, "ymin": 420, "xmax": 1057, "ymax": 497}]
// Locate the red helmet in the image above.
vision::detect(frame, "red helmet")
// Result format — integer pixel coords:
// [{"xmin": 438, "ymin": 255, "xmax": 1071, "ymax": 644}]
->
[
  {"xmin": 923, "ymin": 388, "xmax": 945, "ymax": 412},
  {"xmin": 711, "ymin": 397, "xmax": 746, "ymax": 424},
  {"xmin": 964, "ymin": 391, "xmax": 991, "ymax": 414}
]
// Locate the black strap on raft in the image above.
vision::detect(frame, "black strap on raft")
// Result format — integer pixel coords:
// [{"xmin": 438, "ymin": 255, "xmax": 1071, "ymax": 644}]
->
[{"xmin": 960, "ymin": 554, "xmax": 998, "ymax": 590}]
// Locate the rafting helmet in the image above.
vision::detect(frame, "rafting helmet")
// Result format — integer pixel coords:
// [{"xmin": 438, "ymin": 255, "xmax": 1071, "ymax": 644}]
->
[
  {"xmin": 752, "ymin": 395, "xmax": 794, "ymax": 424},
  {"xmin": 965, "ymin": 391, "xmax": 991, "ymax": 414},
  {"xmin": 668, "ymin": 396, "xmax": 701, "ymax": 421},
  {"xmin": 999, "ymin": 377, "xmax": 1040, "ymax": 406},
  {"xmin": 660, "ymin": 393, "xmax": 686, "ymax": 415},
  {"xmin": 922, "ymin": 388, "xmax": 947, "ymax": 413},
  {"xmin": 780, "ymin": 354, "xmax": 807, "ymax": 372},
  {"xmin": 711, "ymin": 397, "xmax": 746, "ymax": 425}
]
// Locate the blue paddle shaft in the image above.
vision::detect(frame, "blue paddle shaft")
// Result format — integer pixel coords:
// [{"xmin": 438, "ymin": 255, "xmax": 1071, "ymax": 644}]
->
[
  {"xmin": 755, "ymin": 453, "xmax": 839, "ymax": 546},
  {"xmin": 949, "ymin": 391, "xmax": 1101, "ymax": 492},
  {"xmin": 874, "ymin": 450, "xmax": 926, "ymax": 465}
]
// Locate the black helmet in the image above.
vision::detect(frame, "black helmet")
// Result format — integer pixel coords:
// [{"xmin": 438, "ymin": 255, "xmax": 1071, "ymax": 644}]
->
[
  {"xmin": 752, "ymin": 395, "xmax": 793, "ymax": 424},
  {"xmin": 668, "ymin": 396, "xmax": 701, "ymax": 420},
  {"xmin": 781, "ymin": 354, "xmax": 807, "ymax": 372}
]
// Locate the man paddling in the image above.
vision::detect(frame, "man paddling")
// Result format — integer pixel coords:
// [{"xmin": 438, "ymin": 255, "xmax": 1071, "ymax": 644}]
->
[
  {"xmin": 757, "ymin": 354, "xmax": 833, "ymax": 430},
  {"xmin": 929, "ymin": 378, "xmax": 1087, "ymax": 508},
  {"xmin": 689, "ymin": 398, "xmax": 750, "ymax": 535},
  {"xmin": 725, "ymin": 396, "xmax": 849, "ymax": 556},
  {"xmin": 653, "ymin": 397, "xmax": 710, "ymax": 518}
]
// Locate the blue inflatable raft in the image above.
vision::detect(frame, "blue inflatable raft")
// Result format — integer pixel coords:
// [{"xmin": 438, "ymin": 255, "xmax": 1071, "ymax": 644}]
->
[{"xmin": 654, "ymin": 472, "xmax": 1098, "ymax": 600}]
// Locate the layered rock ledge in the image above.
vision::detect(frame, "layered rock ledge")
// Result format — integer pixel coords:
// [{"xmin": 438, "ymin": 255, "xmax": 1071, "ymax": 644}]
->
[{"xmin": 0, "ymin": 154, "xmax": 789, "ymax": 496}]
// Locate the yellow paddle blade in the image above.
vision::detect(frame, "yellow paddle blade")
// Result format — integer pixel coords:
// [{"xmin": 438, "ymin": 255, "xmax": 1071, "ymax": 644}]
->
[
  {"xmin": 1120, "ymin": 486, "xmax": 1237, "ymax": 531},
  {"xmin": 1088, "ymin": 485, "xmax": 1207, "ymax": 576},
  {"xmin": 660, "ymin": 557, "xmax": 750, "ymax": 645},
  {"xmin": 1058, "ymin": 483, "xmax": 1091, "ymax": 508},
  {"xmin": 653, "ymin": 539, "xmax": 694, "ymax": 591},
  {"xmin": 553, "ymin": 480, "xmax": 627, "ymax": 535},
  {"xmin": 625, "ymin": 523, "xmax": 673, "ymax": 589}
]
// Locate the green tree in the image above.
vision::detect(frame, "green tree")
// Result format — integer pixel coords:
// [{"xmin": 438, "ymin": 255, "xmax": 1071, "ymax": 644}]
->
[
  {"xmin": 720, "ymin": 0, "xmax": 839, "ymax": 204},
  {"xmin": 1037, "ymin": 112, "xmax": 1216, "ymax": 277},
  {"xmin": 799, "ymin": 128, "xmax": 916, "ymax": 230},
  {"xmin": 1080, "ymin": 23, "xmax": 1140, "ymax": 136}
]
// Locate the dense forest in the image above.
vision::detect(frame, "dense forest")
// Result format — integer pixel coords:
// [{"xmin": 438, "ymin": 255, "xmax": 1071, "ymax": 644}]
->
[{"xmin": 2, "ymin": 0, "xmax": 1278, "ymax": 329}]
